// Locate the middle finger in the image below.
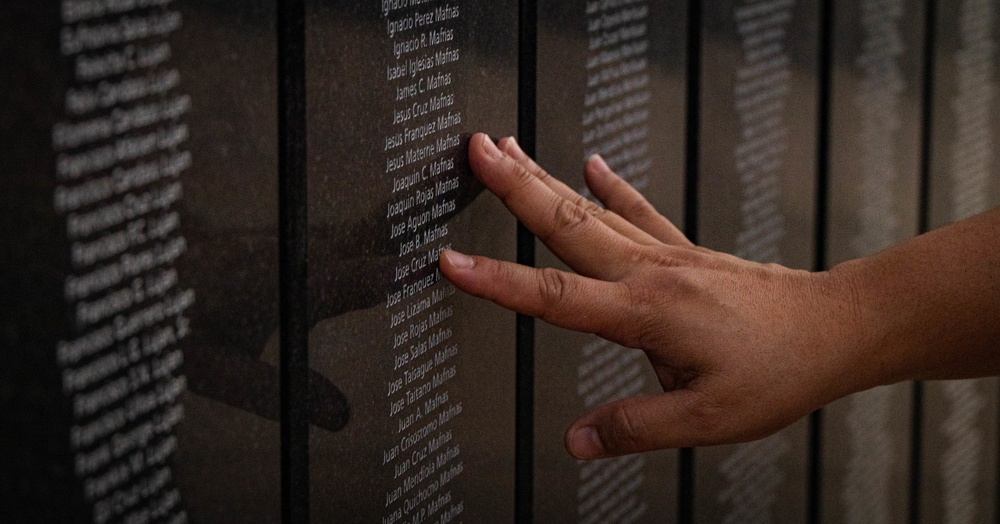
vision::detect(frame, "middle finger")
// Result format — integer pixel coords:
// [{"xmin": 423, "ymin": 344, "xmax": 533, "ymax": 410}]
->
[
  {"xmin": 470, "ymin": 133, "xmax": 639, "ymax": 281},
  {"xmin": 497, "ymin": 137, "xmax": 663, "ymax": 247}
]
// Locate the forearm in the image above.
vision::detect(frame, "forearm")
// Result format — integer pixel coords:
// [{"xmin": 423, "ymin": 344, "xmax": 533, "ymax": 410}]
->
[{"xmin": 833, "ymin": 207, "xmax": 1000, "ymax": 385}]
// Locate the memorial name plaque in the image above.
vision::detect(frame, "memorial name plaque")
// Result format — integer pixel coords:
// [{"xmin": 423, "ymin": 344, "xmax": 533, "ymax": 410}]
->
[
  {"xmin": 695, "ymin": 0, "xmax": 820, "ymax": 521},
  {"xmin": 1, "ymin": 1, "xmax": 280, "ymax": 521},
  {"xmin": 921, "ymin": 1, "xmax": 1000, "ymax": 522},
  {"xmin": 820, "ymin": 1, "xmax": 926, "ymax": 522},
  {"xmin": 306, "ymin": 1, "xmax": 518, "ymax": 521},
  {"xmin": 534, "ymin": 0, "xmax": 686, "ymax": 521}
]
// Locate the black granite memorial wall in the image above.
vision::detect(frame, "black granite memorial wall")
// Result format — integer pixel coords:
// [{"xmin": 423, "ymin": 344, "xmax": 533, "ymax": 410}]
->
[
  {"xmin": 304, "ymin": 1, "xmax": 517, "ymax": 521},
  {"xmin": 533, "ymin": 1, "xmax": 686, "ymax": 521},
  {"xmin": 818, "ymin": 1, "xmax": 927, "ymax": 522},
  {"xmin": 920, "ymin": 1, "xmax": 1000, "ymax": 522},
  {"xmin": 1, "ymin": 1, "xmax": 281, "ymax": 521},
  {"xmin": 4, "ymin": 1, "xmax": 1000, "ymax": 523},
  {"xmin": 693, "ymin": 1, "xmax": 820, "ymax": 521}
]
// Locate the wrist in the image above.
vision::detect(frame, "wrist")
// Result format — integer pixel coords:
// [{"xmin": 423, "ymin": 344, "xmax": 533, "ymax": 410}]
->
[
  {"xmin": 813, "ymin": 260, "xmax": 903, "ymax": 397},
  {"xmin": 826, "ymin": 252, "xmax": 937, "ymax": 388}
]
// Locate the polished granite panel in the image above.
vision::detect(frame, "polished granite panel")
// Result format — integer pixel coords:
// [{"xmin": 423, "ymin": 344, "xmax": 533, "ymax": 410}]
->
[
  {"xmin": 920, "ymin": 379, "xmax": 999, "ymax": 523},
  {"xmin": 170, "ymin": 3, "xmax": 281, "ymax": 520},
  {"xmin": 820, "ymin": 385, "xmax": 913, "ymax": 524},
  {"xmin": 819, "ymin": 2, "xmax": 926, "ymax": 522},
  {"xmin": 305, "ymin": 2, "xmax": 517, "ymax": 521},
  {"xmin": 1, "ymin": 1, "xmax": 280, "ymax": 521},
  {"xmin": 926, "ymin": 1, "xmax": 1000, "ymax": 226},
  {"xmin": 825, "ymin": 0, "xmax": 926, "ymax": 266},
  {"xmin": 698, "ymin": 0, "xmax": 820, "ymax": 269},
  {"xmin": 921, "ymin": 2, "xmax": 1000, "ymax": 522},
  {"xmin": 533, "ymin": 1, "xmax": 687, "ymax": 521},
  {"xmin": 694, "ymin": 1, "xmax": 820, "ymax": 522}
]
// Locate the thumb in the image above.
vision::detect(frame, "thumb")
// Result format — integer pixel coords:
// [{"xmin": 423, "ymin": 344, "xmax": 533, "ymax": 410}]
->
[{"xmin": 565, "ymin": 392, "xmax": 702, "ymax": 459}]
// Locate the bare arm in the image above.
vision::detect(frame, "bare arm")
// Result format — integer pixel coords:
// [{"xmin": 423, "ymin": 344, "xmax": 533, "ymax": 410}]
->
[
  {"xmin": 841, "ymin": 208, "xmax": 1000, "ymax": 382},
  {"xmin": 440, "ymin": 133, "xmax": 1000, "ymax": 460}
]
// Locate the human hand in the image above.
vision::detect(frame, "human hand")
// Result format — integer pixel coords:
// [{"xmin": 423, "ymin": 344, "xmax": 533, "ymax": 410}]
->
[{"xmin": 440, "ymin": 133, "xmax": 882, "ymax": 460}]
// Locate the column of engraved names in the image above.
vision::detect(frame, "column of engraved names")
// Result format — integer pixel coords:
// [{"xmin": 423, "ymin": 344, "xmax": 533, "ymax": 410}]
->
[
  {"xmin": 381, "ymin": 2, "xmax": 466, "ymax": 523},
  {"xmin": 948, "ymin": 0, "xmax": 996, "ymax": 221},
  {"xmin": 842, "ymin": 390, "xmax": 895, "ymax": 522},
  {"xmin": 717, "ymin": 1, "xmax": 794, "ymax": 521},
  {"xmin": 939, "ymin": 381, "xmax": 986, "ymax": 522},
  {"xmin": 575, "ymin": 2, "xmax": 655, "ymax": 521},
  {"xmin": 717, "ymin": 437, "xmax": 789, "ymax": 522},
  {"xmin": 732, "ymin": 0, "xmax": 792, "ymax": 263},
  {"xmin": 849, "ymin": 0, "xmax": 906, "ymax": 256},
  {"xmin": 582, "ymin": 0, "xmax": 654, "ymax": 190},
  {"xmin": 839, "ymin": 3, "xmax": 907, "ymax": 521},
  {"xmin": 576, "ymin": 339, "xmax": 649, "ymax": 522},
  {"xmin": 52, "ymin": 1, "xmax": 192, "ymax": 523},
  {"xmin": 938, "ymin": 4, "xmax": 998, "ymax": 518}
]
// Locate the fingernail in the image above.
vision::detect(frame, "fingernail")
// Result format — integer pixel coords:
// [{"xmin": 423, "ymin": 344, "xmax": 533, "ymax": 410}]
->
[
  {"xmin": 588, "ymin": 154, "xmax": 612, "ymax": 175},
  {"xmin": 481, "ymin": 135, "xmax": 504, "ymax": 160},
  {"xmin": 569, "ymin": 426, "xmax": 605, "ymax": 459},
  {"xmin": 443, "ymin": 249, "xmax": 475, "ymax": 270},
  {"xmin": 504, "ymin": 136, "xmax": 527, "ymax": 161}
]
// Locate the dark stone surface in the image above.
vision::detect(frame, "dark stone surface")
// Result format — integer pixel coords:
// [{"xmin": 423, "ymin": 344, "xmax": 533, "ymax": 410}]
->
[
  {"xmin": 169, "ymin": 3, "xmax": 281, "ymax": 520},
  {"xmin": 919, "ymin": 379, "xmax": 999, "ymax": 523},
  {"xmin": 6, "ymin": 2, "xmax": 1000, "ymax": 522},
  {"xmin": 694, "ymin": 1, "xmax": 820, "ymax": 522},
  {"xmin": 819, "ymin": 1, "xmax": 926, "ymax": 522},
  {"xmin": 697, "ymin": 0, "xmax": 820, "ymax": 269},
  {"xmin": 825, "ymin": 0, "xmax": 926, "ymax": 266},
  {"xmin": 926, "ymin": 2, "xmax": 1000, "ymax": 226},
  {"xmin": 921, "ymin": 2, "xmax": 1000, "ymax": 522},
  {"xmin": 305, "ymin": 1, "xmax": 518, "ymax": 521},
  {"xmin": 820, "ymin": 385, "xmax": 914, "ymax": 524},
  {"xmin": 532, "ymin": 0, "xmax": 686, "ymax": 521},
  {"xmin": 0, "ymin": 1, "xmax": 281, "ymax": 521}
]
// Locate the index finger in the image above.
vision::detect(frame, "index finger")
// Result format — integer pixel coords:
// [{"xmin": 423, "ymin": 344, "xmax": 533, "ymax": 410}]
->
[{"xmin": 439, "ymin": 249, "xmax": 640, "ymax": 347}]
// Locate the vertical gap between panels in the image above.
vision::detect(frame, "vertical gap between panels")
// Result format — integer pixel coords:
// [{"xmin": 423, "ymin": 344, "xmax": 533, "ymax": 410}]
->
[
  {"xmin": 917, "ymin": 3, "xmax": 937, "ymax": 234},
  {"xmin": 912, "ymin": 1, "xmax": 938, "ymax": 522},
  {"xmin": 679, "ymin": 1, "xmax": 701, "ymax": 523},
  {"xmin": 516, "ymin": 0, "xmax": 538, "ymax": 521},
  {"xmin": 278, "ymin": 0, "xmax": 309, "ymax": 522},
  {"xmin": 809, "ymin": 1, "xmax": 836, "ymax": 522}
]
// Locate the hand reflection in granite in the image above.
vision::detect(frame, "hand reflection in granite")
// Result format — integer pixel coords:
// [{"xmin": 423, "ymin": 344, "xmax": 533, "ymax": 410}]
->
[
  {"xmin": 179, "ymin": 232, "xmax": 350, "ymax": 431},
  {"xmin": 179, "ymin": 138, "xmax": 486, "ymax": 433}
]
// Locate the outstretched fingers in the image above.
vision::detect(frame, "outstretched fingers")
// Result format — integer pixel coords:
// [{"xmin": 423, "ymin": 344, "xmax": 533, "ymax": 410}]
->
[
  {"xmin": 585, "ymin": 155, "xmax": 692, "ymax": 246},
  {"xmin": 440, "ymin": 249, "xmax": 634, "ymax": 340},
  {"xmin": 497, "ymin": 137, "xmax": 662, "ymax": 247},
  {"xmin": 469, "ymin": 133, "xmax": 639, "ymax": 281},
  {"xmin": 495, "ymin": 136, "xmax": 547, "ymax": 182}
]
